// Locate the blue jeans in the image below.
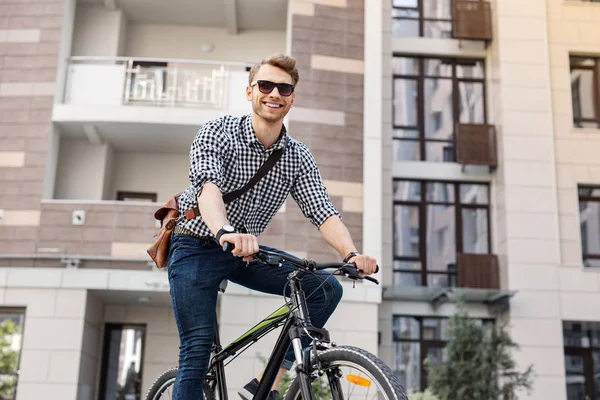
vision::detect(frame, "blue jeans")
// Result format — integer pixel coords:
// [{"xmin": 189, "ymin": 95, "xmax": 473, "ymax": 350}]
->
[{"xmin": 167, "ymin": 233, "xmax": 343, "ymax": 400}]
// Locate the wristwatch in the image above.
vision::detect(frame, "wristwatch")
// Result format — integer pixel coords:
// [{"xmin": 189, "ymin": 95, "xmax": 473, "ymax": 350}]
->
[
  {"xmin": 343, "ymin": 252, "xmax": 361, "ymax": 263},
  {"xmin": 215, "ymin": 224, "xmax": 236, "ymax": 245}
]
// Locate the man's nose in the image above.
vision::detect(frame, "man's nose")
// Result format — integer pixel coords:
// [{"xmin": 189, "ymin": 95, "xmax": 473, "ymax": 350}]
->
[{"xmin": 268, "ymin": 87, "xmax": 282, "ymax": 98}]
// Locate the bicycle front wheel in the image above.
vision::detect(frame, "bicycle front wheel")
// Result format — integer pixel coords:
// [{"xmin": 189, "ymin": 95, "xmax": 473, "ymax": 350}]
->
[
  {"xmin": 144, "ymin": 366, "xmax": 215, "ymax": 400},
  {"xmin": 283, "ymin": 345, "xmax": 407, "ymax": 400}
]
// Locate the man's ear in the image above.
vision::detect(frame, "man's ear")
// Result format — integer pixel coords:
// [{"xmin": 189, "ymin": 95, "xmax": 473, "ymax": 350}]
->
[
  {"xmin": 246, "ymin": 86, "xmax": 252, "ymax": 101},
  {"xmin": 290, "ymin": 92, "xmax": 296, "ymax": 107}
]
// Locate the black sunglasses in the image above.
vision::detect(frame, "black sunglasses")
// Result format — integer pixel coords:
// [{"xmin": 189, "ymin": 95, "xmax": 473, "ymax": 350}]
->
[{"xmin": 254, "ymin": 80, "xmax": 295, "ymax": 97}]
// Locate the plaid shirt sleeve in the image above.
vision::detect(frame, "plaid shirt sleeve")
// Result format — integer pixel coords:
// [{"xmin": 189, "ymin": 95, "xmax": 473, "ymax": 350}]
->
[
  {"xmin": 290, "ymin": 143, "xmax": 340, "ymax": 228},
  {"xmin": 188, "ymin": 117, "xmax": 231, "ymax": 198}
]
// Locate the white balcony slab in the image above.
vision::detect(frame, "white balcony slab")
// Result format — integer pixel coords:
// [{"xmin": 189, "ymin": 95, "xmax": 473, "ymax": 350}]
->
[{"xmin": 52, "ymin": 103, "xmax": 223, "ymax": 128}]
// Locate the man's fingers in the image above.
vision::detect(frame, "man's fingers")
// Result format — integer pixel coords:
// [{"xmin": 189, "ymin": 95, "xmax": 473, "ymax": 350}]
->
[
  {"xmin": 353, "ymin": 256, "xmax": 377, "ymax": 275},
  {"xmin": 226, "ymin": 234, "xmax": 259, "ymax": 257}
]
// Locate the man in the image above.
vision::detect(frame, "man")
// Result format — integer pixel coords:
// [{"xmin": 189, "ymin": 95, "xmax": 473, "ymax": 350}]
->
[{"xmin": 167, "ymin": 53, "xmax": 378, "ymax": 400}]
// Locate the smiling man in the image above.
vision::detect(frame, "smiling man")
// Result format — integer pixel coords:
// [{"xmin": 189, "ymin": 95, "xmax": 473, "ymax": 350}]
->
[{"xmin": 167, "ymin": 53, "xmax": 378, "ymax": 400}]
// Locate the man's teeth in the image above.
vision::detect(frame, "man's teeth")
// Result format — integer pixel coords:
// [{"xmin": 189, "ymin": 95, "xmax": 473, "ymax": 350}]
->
[{"xmin": 266, "ymin": 103, "xmax": 281, "ymax": 108}]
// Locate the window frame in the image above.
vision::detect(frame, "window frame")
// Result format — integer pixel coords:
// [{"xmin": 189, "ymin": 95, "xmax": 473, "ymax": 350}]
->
[
  {"xmin": 578, "ymin": 185, "xmax": 600, "ymax": 267},
  {"xmin": 392, "ymin": 315, "xmax": 494, "ymax": 392},
  {"xmin": 392, "ymin": 56, "xmax": 488, "ymax": 162},
  {"xmin": 98, "ymin": 323, "xmax": 147, "ymax": 400},
  {"xmin": 570, "ymin": 56, "xmax": 600, "ymax": 129},
  {"xmin": 0, "ymin": 307, "xmax": 26, "ymax": 400},
  {"xmin": 563, "ymin": 321, "xmax": 600, "ymax": 400},
  {"xmin": 392, "ymin": 0, "xmax": 452, "ymax": 39},
  {"xmin": 392, "ymin": 179, "xmax": 492, "ymax": 287},
  {"xmin": 116, "ymin": 191, "xmax": 158, "ymax": 202}
]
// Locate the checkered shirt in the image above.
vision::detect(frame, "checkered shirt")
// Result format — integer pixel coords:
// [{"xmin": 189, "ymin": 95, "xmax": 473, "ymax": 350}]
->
[{"xmin": 177, "ymin": 114, "xmax": 340, "ymax": 238}]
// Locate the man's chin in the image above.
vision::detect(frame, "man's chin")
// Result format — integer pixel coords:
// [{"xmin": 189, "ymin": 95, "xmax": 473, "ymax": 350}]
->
[{"xmin": 254, "ymin": 109, "xmax": 288, "ymax": 124}]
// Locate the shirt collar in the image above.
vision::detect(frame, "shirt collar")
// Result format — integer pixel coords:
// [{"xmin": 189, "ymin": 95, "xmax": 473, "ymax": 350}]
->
[{"xmin": 243, "ymin": 114, "xmax": 288, "ymax": 152}]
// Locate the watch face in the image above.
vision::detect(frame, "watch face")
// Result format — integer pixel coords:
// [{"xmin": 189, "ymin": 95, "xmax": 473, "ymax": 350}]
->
[{"xmin": 223, "ymin": 225, "xmax": 235, "ymax": 233}]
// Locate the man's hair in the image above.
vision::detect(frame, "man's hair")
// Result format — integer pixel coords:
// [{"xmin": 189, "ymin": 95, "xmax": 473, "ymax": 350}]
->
[{"xmin": 248, "ymin": 53, "xmax": 300, "ymax": 86}]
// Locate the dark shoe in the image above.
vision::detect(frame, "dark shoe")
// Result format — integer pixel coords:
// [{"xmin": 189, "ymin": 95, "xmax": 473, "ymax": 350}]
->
[{"xmin": 238, "ymin": 378, "xmax": 280, "ymax": 400}]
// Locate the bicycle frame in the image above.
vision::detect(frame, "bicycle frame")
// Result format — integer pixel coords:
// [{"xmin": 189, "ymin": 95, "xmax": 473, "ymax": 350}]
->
[{"xmin": 205, "ymin": 269, "xmax": 331, "ymax": 400}]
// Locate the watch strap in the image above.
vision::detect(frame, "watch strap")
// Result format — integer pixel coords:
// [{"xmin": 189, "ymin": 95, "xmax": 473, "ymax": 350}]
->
[
  {"xmin": 215, "ymin": 226, "xmax": 235, "ymax": 245},
  {"xmin": 343, "ymin": 252, "xmax": 360, "ymax": 263}
]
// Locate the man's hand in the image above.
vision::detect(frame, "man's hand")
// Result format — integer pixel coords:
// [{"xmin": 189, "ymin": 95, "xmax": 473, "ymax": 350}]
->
[
  {"xmin": 219, "ymin": 233, "xmax": 259, "ymax": 261},
  {"xmin": 347, "ymin": 254, "xmax": 378, "ymax": 275}
]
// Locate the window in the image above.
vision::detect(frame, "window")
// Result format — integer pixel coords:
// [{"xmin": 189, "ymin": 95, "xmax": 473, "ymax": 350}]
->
[
  {"xmin": 392, "ymin": 56, "xmax": 486, "ymax": 162},
  {"xmin": 392, "ymin": 0, "xmax": 452, "ymax": 38},
  {"xmin": 0, "ymin": 309, "xmax": 25, "ymax": 400},
  {"xmin": 570, "ymin": 57, "xmax": 600, "ymax": 129},
  {"xmin": 392, "ymin": 316, "xmax": 493, "ymax": 392},
  {"xmin": 563, "ymin": 321, "xmax": 600, "ymax": 400},
  {"xmin": 578, "ymin": 186, "xmax": 600, "ymax": 267},
  {"xmin": 99, "ymin": 324, "xmax": 146, "ymax": 400},
  {"xmin": 393, "ymin": 180, "xmax": 491, "ymax": 287},
  {"xmin": 117, "ymin": 191, "xmax": 157, "ymax": 202}
]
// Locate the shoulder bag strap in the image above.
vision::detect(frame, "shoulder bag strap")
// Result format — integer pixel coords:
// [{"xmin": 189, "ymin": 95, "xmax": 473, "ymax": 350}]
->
[{"xmin": 184, "ymin": 138, "xmax": 287, "ymax": 221}]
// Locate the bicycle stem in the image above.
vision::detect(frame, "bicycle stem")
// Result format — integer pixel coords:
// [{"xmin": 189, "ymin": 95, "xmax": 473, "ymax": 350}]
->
[{"xmin": 289, "ymin": 270, "xmax": 311, "ymax": 326}]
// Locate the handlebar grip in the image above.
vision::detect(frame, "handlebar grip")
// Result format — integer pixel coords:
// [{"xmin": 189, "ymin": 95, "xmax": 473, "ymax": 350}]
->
[{"xmin": 223, "ymin": 241, "xmax": 235, "ymax": 252}]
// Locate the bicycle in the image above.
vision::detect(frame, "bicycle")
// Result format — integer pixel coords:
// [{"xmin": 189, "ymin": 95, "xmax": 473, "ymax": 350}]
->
[{"xmin": 145, "ymin": 244, "xmax": 408, "ymax": 400}]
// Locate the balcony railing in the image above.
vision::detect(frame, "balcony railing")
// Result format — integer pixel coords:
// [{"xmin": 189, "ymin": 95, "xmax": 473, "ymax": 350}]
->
[
  {"xmin": 456, "ymin": 253, "xmax": 499, "ymax": 289},
  {"xmin": 451, "ymin": 0, "xmax": 493, "ymax": 41},
  {"xmin": 455, "ymin": 123, "xmax": 498, "ymax": 168},
  {"xmin": 63, "ymin": 56, "xmax": 252, "ymax": 109}
]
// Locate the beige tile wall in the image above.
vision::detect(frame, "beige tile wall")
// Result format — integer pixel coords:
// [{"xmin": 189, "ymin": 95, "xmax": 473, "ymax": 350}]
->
[
  {"xmin": 548, "ymin": 0, "xmax": 600, "ymax": 280},
  {"xmin": 0, "ymin": 0, "xmax": 62, "ymax": 257},
  {"xmin": 0, "ymin": 288, "xmax": 88, "ymax": 399},
  {"xmin": 263, "ymin": 0, "xmax": 365, "ymax": 261},
  {"xmin": 0, "ymin": 1, "xmax": 61, "ymax": 216},
  {"xmin": 492, "ymin": 0, "xmax": 566, "ymax": 398}
]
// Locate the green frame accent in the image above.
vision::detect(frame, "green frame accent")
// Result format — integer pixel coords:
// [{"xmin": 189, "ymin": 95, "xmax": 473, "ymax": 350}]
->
[
  {"xmin": 215, "ymin": 303, "xmax": 293, "ymax": 360},
  {"xmin": 231, "ymin": 304, "xmax": 291, "ymax": 344}
]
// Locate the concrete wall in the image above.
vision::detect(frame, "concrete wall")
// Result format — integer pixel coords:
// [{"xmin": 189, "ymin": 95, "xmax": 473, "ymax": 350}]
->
[
  {"xmin": 71, "ymin": 4, "xmax": 127, "ymax": 57},
  {"xmin": 126, "ymin": 23, "xmax": 286, "ymax": 64},
  {"xmin": 109, "ymin": 151, "xmax": 189, "ymax": 203},
  {"xmin": 78, "ymin": 292, "xmax": 103, "ymax": 400},
  {"xmin": 53, "ymin": 139, "xmax": 190, "ymax": 203},
  {"xmin": 0, "ymin": 287, "xmax": 89, "ymax": 399},
  {"xmin": 54, "ymin": 138, "xmax": 112, "ymax": 201}
]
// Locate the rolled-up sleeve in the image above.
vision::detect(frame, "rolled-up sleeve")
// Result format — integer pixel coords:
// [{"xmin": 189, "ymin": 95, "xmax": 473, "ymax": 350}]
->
[
  {"xmin": 188, "ymin": 117, "xmax": 230, "ymax": 198},
  {"xmin": 290, "ymin": 145, "xmax": 340, "ymax": 228}
]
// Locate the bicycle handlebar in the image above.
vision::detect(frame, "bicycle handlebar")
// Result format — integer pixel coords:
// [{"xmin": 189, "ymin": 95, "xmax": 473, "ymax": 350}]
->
[{"xmin": 222, "ymin": 241, "xmax": 379, "ymax": 285}]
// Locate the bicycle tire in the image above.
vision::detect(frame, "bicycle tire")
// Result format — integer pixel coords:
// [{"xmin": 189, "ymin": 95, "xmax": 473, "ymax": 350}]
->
[
  {"xmin": 283, "ymin": 345, "xmax": 407, "ymax": 400},
  {"xmin": 144, "ymin": 366, "xmax": 215, "ymax": 400}
]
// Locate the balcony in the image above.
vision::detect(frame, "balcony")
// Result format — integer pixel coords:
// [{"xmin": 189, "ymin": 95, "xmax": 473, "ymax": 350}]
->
[
  {"xmin": 53, "ymin": 56, "xmax": 253, "ymax": 129},
  {"xmin": 383, "ymin": 252, "xmax": 511, "ymax": 313}
]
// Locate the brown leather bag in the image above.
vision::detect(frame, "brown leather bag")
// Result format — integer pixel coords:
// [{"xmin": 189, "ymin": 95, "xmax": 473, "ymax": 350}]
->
[
  {"xmin": 147, "ymin": 142, "xmax": 285, "ymax": 269},
  {"xmin": 146, "ymin": 194, "xmax": 183, "ymax": 269}
]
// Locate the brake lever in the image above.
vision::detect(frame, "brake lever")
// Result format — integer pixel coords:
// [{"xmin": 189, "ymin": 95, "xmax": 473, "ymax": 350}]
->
[
  {"xmin": 362, "ymin": 276, "xmax": 379, "ymax": 285},
  {"xmin": 342, "ymin": 265, "xmax": 380, "ymax": 285}
]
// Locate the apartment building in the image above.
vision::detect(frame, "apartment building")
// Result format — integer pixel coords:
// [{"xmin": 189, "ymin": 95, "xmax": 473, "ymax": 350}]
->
[{"xmin": 0, "ymin": 0, "xmax": 599, "ymax": 398}]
